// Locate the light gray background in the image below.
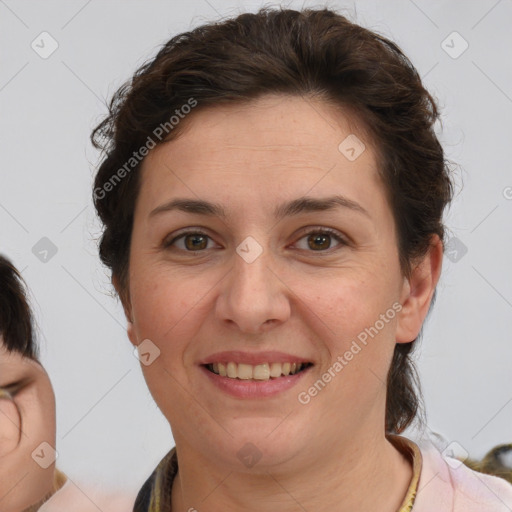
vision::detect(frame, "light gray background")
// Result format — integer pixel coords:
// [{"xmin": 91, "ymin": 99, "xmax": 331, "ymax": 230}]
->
[{"xmin": 1, "ymin": 0, "xmax": 511, "ymax": 495}]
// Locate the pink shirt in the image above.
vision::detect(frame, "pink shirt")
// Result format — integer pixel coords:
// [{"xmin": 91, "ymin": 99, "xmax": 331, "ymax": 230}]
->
[
  {"xmin": 37, "ymin": 436, "xmax": 512, "ymax": 511},
  {"xmin": 37, "ymin": 480, "xmax": 135, "ymax": 512},
  {"xmin": 410, "ymin": 437, "xmax": 512, "ymax": 511}
]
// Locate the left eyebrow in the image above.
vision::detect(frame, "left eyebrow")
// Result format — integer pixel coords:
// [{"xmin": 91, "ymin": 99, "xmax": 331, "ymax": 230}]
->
[{"xmin": 149, "ymin": 194, "xmax": 371, "ymax": 220}]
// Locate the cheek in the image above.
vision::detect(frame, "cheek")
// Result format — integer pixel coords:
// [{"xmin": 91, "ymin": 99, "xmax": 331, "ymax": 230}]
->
[
  {"xmin": 0, "ymin": 396, "xmax": 21, "ymax": 456},
  {"xmin": 38, "ymin": 385, "xmax": 57, "ymax": 448},
  {"xmin": 129, "ymin": 270, "xmax": 203, "ymax": 423},
  {"xmin": 301, "ymin": 268, "xmax": 398, "ymax": 336},
  {"xmin": 296, "ymin": 271, "xmax": 399, "ymax": 393},
  {"xmin": 130, "ymin": 269, "xmax": 190, "ymax": 338},
  {"xmin": 129, "ymin": 266, "xmax": 214, "ymax": 379}
]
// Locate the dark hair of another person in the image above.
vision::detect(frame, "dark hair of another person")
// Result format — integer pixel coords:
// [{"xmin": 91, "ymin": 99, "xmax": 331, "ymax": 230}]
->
[
  {"xmin": 90, "ymin": 7, "xmax": 454, "ymax": 434},
  {"xmin": 0, "ymin": 254, "xmax": 38, "ymax": 359}
]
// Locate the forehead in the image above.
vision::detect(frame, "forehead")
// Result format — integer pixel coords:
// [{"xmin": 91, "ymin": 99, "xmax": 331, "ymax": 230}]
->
[
  {"xmin": 149, "ymin": 94, "xmax": 373, "ymax": 164},
  {"xmin": 137, "ymin": 94, "xmax": 384, "ymax": 217}
]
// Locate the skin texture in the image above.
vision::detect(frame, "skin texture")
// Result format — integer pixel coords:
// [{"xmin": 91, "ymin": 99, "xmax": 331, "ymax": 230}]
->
[
  {"xmin": 0, "ymin": 340, "xmax": 57, "ymax": 512},
  {"xmin": 118, "ymin": 94, "xmax": 443, "ymax": 511}
]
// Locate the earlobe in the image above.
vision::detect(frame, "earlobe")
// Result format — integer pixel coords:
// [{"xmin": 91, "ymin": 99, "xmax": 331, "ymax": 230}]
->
[
  {"xmin": 112, "ymin": 274, "xmax": 138, "ymax": 347},
  {"xmin": 126, "ymin": 320, "xmax": 138, "ymax": 347},
  {"xmin": 395, "ymin": 234, "xmax": 443, "ymax": 344}
]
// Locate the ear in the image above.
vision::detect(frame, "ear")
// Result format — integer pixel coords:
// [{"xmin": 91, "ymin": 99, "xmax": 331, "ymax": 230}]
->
[
  {"xmin": 112, "ymin": 274, "xmax": 138, "ymax": 348},
  {"xmin": 395, "ymin": 234, "xmax": 443, "ymax": 344}
]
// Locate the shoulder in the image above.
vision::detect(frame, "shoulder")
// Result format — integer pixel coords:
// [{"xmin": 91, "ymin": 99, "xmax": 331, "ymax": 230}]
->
[
  {"xmin": 447, "ymin": 457, "xmax": 512, "ymax": 511},
  {"xmin": 37, "ymin": 480, "xmax": 136, "ymax": 512},
  {"xmin": 411, "ymin": 437, "xmax": 512, "ymax": 512}
]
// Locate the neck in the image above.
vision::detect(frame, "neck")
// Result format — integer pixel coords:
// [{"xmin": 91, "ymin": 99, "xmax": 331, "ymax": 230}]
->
[{"xmin": 171, "ymin": 431, "xmax": 412, "ymax": 512}]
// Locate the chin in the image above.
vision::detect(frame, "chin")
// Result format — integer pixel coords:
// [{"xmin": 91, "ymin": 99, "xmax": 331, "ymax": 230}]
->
[{"xmin": 208, "ymin": 419, "xmax": 311, "ymax": 472}]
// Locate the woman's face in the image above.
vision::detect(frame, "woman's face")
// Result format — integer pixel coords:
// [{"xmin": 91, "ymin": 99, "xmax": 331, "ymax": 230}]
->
[
  {"xmin": 0, "ymin": 340, "xmax": 57, "ymax": 511},
  {"xmin": 123, "ymin": 94, "xmax": 438, "ymax": 471}
]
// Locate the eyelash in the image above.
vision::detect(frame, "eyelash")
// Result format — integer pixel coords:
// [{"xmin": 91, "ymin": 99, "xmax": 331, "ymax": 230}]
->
[{"xmin": 163, "ymin": 227, "xmax": 348, "ymax": 254}]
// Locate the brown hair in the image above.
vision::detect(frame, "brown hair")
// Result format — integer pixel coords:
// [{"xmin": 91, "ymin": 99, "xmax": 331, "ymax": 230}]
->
[
  {"xmin": 91, "ymin": 7, "xmax": 453, "ymax": 434},
  {"xmin": 0, "ymin": 254, "xmax": 38, "ymax": 359}
]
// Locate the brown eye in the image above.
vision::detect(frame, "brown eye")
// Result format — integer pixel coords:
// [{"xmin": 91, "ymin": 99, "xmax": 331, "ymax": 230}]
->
[
  {"xmin": 295, "ymin": 228, "xmax": 347, "ymax": 252},
  {"xmin": 164, "ymin": 230, "xmax": 214, "ymax": 252},
  {"xmin": 307, "ymin": 233, "xmax": 331, "ymax": 251},
  {"xmin": 183, "ymin": 233, "xmax": 209, "ymax": 251}
]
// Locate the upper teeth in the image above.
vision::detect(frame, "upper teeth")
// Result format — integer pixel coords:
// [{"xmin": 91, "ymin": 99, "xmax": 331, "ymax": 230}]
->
[{"xmin": 209, "ymin": 362, "xmax": 305, "ymax": 380}]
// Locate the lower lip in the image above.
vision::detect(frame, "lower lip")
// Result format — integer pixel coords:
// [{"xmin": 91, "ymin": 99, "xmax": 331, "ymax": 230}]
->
[{"xmin": 200, "ymin": 365, "xmax": 311, "ymax": 398}]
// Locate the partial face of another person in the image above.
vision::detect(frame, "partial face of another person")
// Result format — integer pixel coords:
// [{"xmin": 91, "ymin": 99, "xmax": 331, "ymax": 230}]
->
[
  {"xmin": 122, "ymin": 94, "xmax": 439, "ymax": 472},
  {"xmin": 0, "ymin": 339, "xmax": 56, "ymax": 512}
]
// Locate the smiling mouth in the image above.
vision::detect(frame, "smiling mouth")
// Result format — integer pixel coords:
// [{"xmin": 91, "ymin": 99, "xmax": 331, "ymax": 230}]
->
[{"xmin": 204, "ymin": 362, "xmax": 313, "ymax": 381}]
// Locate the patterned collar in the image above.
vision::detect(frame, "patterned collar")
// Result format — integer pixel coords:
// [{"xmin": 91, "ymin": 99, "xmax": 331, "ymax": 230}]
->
[
  {"xmin": 133, "ymin": 434, "xmax": 422, "ymax": 512},
  {"xmin": 387, "ymin": 434, "xmax": 423, "ymax": 512}
]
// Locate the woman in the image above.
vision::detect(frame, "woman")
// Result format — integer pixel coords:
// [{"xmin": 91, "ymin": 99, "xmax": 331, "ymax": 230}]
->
[
  {"xmin": 90, "ymin": 7, "xmax": 512, "ymax": 511},
  {"xmin": 0, "ymin": 255, "xmax": 134, "ymax": 511}
]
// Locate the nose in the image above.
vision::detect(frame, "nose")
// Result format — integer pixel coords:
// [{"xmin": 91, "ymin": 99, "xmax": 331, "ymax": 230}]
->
[{"xmin": 215, "ymin": 244, "xmax": 291, "ymax": 334}]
